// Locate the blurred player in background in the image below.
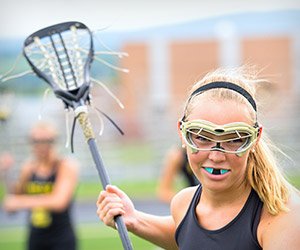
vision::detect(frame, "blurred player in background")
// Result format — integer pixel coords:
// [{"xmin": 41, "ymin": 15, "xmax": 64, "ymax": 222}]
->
[
  {"xmin": 1, "ymin": 121, "xmax": 79, "ymax": 250},
  {"xmin": 157, "ymin": 146, "xmax": 199, "ymax": 203}
]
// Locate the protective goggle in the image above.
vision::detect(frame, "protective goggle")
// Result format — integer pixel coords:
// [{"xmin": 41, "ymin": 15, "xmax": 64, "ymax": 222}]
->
[
  {"xmin": 180, "ymin": 120, "xmax": 260, "ymax": 156},
  {"xmin": 29, "ymin": 138, "xmax": 56, "ymax": 145}
]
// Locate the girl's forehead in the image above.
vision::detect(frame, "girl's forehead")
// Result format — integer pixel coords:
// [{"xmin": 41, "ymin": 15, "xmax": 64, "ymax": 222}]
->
[
  {"xmin": 188, "ymin": 98, "xmax": 253, "ymax": 125},
  {"xmin": 30, "ymin": 127, "xmax": 57, "ymax": 139}
]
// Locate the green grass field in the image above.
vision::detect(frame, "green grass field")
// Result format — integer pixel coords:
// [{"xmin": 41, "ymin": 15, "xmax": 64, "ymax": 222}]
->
[
  {"xmin": 1, "ymin": 175, "xmax": 299, "ymax": 250},
  {"xmin": 75, "ymin": 179, "xmax": 160, "ymax": 201},
  {"xmin": 76, "ymin": 174, "xmax": 300, "ymax": 201}
]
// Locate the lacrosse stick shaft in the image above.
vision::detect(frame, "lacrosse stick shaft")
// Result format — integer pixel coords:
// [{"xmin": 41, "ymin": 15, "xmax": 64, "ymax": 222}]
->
[{"xmin": 77, "ymin": 111, "xmax": 133, "ymax": 250}]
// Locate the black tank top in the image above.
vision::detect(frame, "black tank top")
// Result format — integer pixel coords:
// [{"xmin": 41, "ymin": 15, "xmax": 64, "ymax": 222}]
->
[
  {"xmin": 25, "ymin": 161, "xmax": 75, "ymax": 243},
  {"xmin": 175, "ymin": 185, "xmax": 263, "ymax": 250}
]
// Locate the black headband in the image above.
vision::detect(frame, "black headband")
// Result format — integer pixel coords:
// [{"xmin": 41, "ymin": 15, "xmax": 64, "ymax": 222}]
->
[{"xmin": 182, "ymin": 81, "xmax": 257, "ymax": 121}]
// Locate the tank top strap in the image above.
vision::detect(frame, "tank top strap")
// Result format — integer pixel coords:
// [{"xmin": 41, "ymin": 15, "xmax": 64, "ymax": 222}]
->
[{"xmin": 175, "ymin": 184, "xmax": 202, "ymax": 242}]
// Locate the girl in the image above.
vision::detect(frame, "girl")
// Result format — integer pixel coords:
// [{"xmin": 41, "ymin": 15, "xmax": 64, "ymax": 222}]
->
[
  {"xmin": 97, "ymin": 67, "xmax": 300, "ymax": 249},
  {"xmin": 3, "ymin": 121, "xmax": 79, "ymax": 250}
]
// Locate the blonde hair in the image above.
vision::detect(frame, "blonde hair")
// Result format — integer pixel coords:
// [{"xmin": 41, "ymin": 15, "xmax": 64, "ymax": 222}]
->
[{"xmin": 183, "ymin": 66, "xmax": 292, "ymax": 215}]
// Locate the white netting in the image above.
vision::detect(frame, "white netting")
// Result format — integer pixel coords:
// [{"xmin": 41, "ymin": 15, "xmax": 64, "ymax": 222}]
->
[{"xmin": 23, "ymin": 25, "xmax": 91, "ymax": 91}]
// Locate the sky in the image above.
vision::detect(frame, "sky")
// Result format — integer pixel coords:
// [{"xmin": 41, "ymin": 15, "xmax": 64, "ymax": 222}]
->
[{"xmin": 1, "ymin": 0, "xmax": 300, "ymax": 39}]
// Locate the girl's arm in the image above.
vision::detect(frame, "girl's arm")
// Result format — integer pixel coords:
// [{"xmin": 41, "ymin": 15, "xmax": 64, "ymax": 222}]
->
[
  {"xmin": 157, "ymin": 147, "xmax": 183, "ymax": 203},
  {"xmin": 97, "ymin": 185, "xmax": 178, "ymax": 250},
  {"xmin": 3, "ymin": 158, "xmax": 79, "ymax": 212},
  {"xmin": 260, "ymin": 191, "xmax": 300, "ymax": 249}
]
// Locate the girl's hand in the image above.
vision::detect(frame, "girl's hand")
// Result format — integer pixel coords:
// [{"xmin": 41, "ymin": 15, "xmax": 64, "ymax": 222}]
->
[
  {"xmin": 0, "ymin": 152, "xmax": 14, "ymax": 173},
  {"xmin": 96, "ymin": 185, "xmax": 136, "ymax": 231},
  {"xmin": 3, "ymin": 195, "xmax": 19, "ymax": 212}
]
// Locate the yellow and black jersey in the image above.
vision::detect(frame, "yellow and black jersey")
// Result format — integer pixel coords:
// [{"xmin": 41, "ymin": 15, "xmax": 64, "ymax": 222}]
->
[{"xmin": 25, "ymin": 161, "xmax": 76, "ymax": 250}]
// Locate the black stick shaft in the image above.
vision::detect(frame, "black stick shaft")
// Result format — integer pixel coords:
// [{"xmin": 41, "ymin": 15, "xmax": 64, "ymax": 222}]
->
[
  {"xmin": 87, "ymin": 139, "xmax": 111, "ymax": 187},
  {"xmin": 77, "ymin": 111, "xmax": 133, "ymax": 250},
  {"xmin": 87, "ymin": 139, "xmax": 133, "ymax": 250}
]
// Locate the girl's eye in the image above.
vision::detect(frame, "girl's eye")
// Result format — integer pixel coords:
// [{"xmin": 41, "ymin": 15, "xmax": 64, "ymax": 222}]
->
[
  {"xmin": 195, "ymin": 135, "xmax": 210, "ymax": 142},
  {"xmin": 228, "ymin": 138, "xmax": 244, "ymax": 144}
]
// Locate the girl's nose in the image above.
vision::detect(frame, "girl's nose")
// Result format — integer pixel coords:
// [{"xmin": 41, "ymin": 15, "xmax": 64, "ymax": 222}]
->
[{"xmin": 208, "ymin": 149, "xmax": 226, "ymax": 162}]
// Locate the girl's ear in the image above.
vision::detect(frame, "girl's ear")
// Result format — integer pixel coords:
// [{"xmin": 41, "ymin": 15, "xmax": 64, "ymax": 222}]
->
[
  {"xmin": 177, "ymin": 120, "xmax": 184, "ymax": 144},
  {"xmin": 257, "ymin": 126, "xmax": 263, "ymax": 142},
  {"xmin": 252, "ymin": 126, "xmax": 263, "ymax": 150}
]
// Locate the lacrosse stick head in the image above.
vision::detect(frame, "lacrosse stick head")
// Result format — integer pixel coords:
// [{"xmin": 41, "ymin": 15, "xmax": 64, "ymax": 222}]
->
[{"xmin": 23, "ymin": 21, "xmax": 94, "ymax": 109}]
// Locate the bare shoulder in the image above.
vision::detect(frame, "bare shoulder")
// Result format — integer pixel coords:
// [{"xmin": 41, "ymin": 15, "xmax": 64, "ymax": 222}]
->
[
  {"xmin": 169, "ymin": 147, "xmax": 184, "ymax": 158},
  {"xmin": 259, "ymin": 190, "xmax": 300, "ymax": 249},
  {"xmin": 165, "ymin": 147, "xmax": 184, "ymax": 164},
  {"xmin": 170, "ymin": 186, "xmax": 199, "ymax": 227},
  {"xmin": 57, "ymin": 157, "xmax": 79, "ymax": 175}
]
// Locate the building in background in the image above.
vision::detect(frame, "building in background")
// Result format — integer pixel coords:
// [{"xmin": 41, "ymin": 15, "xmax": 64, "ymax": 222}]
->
[{"xmin": 116, "ymin": 10, "xmax": 299, "ymax": 139}]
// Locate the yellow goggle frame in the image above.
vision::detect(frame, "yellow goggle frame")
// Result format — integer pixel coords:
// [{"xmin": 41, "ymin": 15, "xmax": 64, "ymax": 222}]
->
[{"xmin": 180, "ymin": 120, "xmax": 260, "ymax": 156}]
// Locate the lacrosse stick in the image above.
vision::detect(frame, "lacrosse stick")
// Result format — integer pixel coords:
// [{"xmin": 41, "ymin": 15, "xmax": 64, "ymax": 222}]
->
[{"xmin": 23, "ymin": 21, "xmax": 133, "ymax": 250}]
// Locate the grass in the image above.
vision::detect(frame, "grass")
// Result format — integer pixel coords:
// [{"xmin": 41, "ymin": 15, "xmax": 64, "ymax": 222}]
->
[
  {"xmin": 75, "ymin": 173, "xmax": 300, "ymax": 202},
  {"xmin": 114, "ymin": 141, "xmax": 155, "ymax": 164},
  {"xmin": 75, "ymin": 179, "xmax": 159, "ymax": 201},
  {"xmin": 286, "ymin": 174, "xmax": 300, "ymax": 189},
  {"xmin": 0, "ymin": 223, "xmax": 159, "ymax": 250}
]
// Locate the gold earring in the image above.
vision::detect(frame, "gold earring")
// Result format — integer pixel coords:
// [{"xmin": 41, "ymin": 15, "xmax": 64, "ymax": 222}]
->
[{"xmin": 182, "ymin": 144, "xmax": 186, "ymax": 148}]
